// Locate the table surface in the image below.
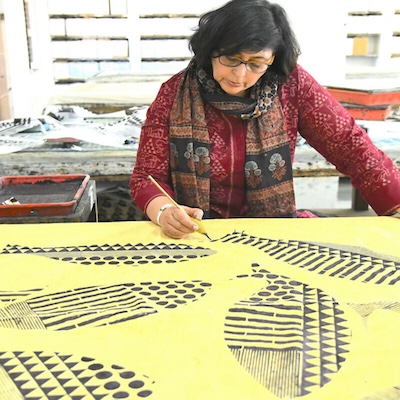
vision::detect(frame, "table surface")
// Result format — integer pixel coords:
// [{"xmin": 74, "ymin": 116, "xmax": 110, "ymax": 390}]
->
[
  {"xmin": 1, "ymin": 120, "xmax": 399, "ymax": 179},
  {"xmin": 1, "ymin": 141, "xmax": 399, "ymax": 179},
  {"xmin": 0, "ymin": 217, "xmax": 399, "ymax": 399}
]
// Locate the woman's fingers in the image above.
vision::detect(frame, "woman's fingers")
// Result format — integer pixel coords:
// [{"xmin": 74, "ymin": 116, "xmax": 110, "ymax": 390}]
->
[
  {"xmin": 184, "ymin": 206, "xmax": 204, "ymax": 221},
  {"xmin": 159, "ymin": 207, "xmax": 197, "ymax": 238}
]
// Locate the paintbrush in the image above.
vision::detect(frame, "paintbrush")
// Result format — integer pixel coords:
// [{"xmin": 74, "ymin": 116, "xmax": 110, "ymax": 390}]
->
[{"xmin": 148, "ymin": 175, "xmax": 211, "ymax": 240}]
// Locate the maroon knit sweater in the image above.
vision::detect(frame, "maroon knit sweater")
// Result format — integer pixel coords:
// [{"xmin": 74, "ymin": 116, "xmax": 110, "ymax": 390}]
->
[{"xmin": 130, "ymin": 64, "xmax": 400, "ymax": 217}]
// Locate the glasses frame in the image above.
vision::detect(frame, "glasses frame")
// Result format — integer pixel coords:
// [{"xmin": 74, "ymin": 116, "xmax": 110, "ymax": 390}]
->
[{"xmin": 215, "ymin": 54, "xmax": 275, "ymax": 74}]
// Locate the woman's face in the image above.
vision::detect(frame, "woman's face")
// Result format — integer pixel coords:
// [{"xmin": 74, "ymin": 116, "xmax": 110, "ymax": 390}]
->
[{"xmin": 211, "ymin": 49, "xmax": 274, "ymax": 97}]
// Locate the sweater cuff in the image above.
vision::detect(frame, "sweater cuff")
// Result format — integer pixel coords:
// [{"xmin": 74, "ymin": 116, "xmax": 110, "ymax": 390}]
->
[{"xmin": 363, "ymin": 181, "xmax": 400, "ymax": 216}]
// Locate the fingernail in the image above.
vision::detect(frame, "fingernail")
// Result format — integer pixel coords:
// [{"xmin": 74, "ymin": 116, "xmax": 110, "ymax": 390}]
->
[{"xmin": 193, "ymin": 224, "xmax": 199, "ymax": 231}]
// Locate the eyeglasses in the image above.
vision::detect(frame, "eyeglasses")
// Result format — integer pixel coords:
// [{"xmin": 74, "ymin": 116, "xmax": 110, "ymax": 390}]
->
[{"xmin": 215, "ymin": 54, "xmax": 275, "ymax": 73}]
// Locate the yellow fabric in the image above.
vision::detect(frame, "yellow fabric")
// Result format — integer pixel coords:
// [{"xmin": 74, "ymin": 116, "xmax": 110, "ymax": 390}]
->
[{"xmin": 0, "ymin": 217, "xmax": 399, "ymax": 400}]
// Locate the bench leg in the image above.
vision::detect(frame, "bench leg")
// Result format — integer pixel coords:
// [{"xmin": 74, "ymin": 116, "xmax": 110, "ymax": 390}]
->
[{"xmin": 352, "ymin": 187, "xmax": 369, "ymax": 211}]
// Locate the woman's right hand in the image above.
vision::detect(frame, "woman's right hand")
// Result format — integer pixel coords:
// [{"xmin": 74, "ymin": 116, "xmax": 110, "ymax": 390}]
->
[
  {"xmin": 146, "ymin": 196, "xmax": 204, "ymax": 239},
  {"xmin": 158, "ymin": 205, "xmax": 204, "ymax": 239}
]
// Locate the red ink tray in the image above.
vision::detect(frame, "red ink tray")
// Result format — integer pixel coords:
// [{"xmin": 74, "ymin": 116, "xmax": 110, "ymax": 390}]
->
[
  {"xmin": 326, "ymin": 86, "xmax": 400, "ymax": 106},
  {"xmin": 341, "ymin": 103, "xmax": 392, "ymax": 121},
  {"xmin": 0, "ymin": 174, "xmax": 90, "ymax": 217}
]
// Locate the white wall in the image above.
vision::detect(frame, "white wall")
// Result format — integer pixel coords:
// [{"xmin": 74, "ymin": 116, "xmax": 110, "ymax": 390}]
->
[
  {"xmin": 135, "ymin": 0, "xmax": 347, "ymax": 85},
  {"xmin": 2, "ymin": 0, "xmax": 54, "ymax": 117},
  {"xmin": 0, "ymin": 0, "xmax": 354, "ymax": 118},
  {"xmin": 279, "ymin": 0, "xmax": 347, "ymax": 85}
]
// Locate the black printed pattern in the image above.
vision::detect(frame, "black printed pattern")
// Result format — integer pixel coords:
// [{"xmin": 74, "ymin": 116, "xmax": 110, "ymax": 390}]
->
[
  {"xmin": 219, "ymin": 232, "xmax": 400, "ymax": 285},
  {"xmin": 0, "ymin": 351, "xmax": 154, "ymax": 398},
  {"xmin": 1, "ymin": 242, "xmax": 216, "ymax": 266},
  {"xmin": 225, "ymin": 266, "xmax": 351, "ymax": 398},
  {"xmin": 0, "ymin": 281, "xmax": 212, "ymax": 330}
]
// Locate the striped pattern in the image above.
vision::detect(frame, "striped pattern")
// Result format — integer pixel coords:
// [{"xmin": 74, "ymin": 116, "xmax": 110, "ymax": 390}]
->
[
  {"xmin": 347, "ymin": 301, "xmax": 400, "ymax": 324},
  {"xmin": 0, "ymin": 289, "xmax": 42, "ymax": 304},
  {"xmin": 0, "ymin": 302, "xmax": 46, "ymax": 330},
  {"xmin": 225, "ymin": 301, "xmax": 303, "ymax": 350},
  {"xmin": 220, "ymin": 233, "xmax": 400, "ymax": 285},
  {"xmin": 0, "ymin": 285, "xmax": 155, "ymax": 330},
  {"xmin": 0, "ymin": 281, "xmax": 212, "ymax": 331},
  {"xmin": 225, "ymin": 271, "xmax": 351, "ymax": 397},
  {"xmin": 230, "ymin": 348, "xmax": 302, "ymax": 398}
]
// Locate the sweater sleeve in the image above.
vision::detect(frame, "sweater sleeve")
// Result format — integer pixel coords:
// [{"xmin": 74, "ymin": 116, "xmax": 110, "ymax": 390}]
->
[
  {"xmin": 292, "ymin": 65, "xmax": 400, "ymax": 215},
  {"xmin": 129, "ymin": 72, "xmax": 183, "ymax": 214}
]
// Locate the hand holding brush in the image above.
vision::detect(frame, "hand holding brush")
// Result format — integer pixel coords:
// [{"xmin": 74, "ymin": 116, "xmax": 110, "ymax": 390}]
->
[{"xmin": 148, "ymin": 175, "xmax": 211, "ymax": 240}]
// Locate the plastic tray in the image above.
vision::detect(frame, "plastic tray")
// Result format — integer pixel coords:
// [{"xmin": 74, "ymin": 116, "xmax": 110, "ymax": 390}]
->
[
  {"xmin": 0, "ymin": 174, "xmax": 90, "ymax": 217},
  {"xmin": 341, "ymin": 103, "xmax": 391, "ymax": 121},
  {"xmin": 326, "ymin": 86, "xmax": 400, "ymax": 106}
]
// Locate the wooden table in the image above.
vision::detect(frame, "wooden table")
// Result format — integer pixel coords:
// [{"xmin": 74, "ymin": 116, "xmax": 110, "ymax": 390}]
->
[
  {"xmin": 2, "ymin": 145, "xmax": 399, "ymax": 213},
  {"xmin": 2, "ymin": 141, "xmax": 399, "ymax": 178},
  {"xmin": 0, "ymin": 147, "xmax": 359, "ymax": 178},
  {"xmin": 0, "ymin": 217, "xmax": 399, "ymax": 399}
]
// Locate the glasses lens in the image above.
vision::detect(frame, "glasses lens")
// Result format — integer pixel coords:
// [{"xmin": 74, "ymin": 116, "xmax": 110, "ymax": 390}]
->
[
  {"xmin": 247, "ymin": 63, "xmax": 268, "ymax": 73},
  {"xmin": 218, "ymin": 55, "xmax": 270, "ymax": 73},
  {"xmin": 219, "ymin": 55, "xmax": 241, "ymax": 67}
]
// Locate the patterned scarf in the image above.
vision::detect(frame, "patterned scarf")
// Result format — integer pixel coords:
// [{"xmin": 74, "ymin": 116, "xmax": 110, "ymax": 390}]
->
[{"xmin": 169, "ymin": 60, "xmax": 296, "ymax": 218}]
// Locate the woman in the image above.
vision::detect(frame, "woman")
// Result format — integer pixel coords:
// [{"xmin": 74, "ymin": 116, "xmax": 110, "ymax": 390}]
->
[{"xmin": 130, "ymin": 0, "xmax": 400, "ymax": 238}]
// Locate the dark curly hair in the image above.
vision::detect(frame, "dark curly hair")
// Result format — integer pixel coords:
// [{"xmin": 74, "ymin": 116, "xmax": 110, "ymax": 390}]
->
[{"xmin": 189, "ymin": 0, "xmax": 300, "ymax": 82}]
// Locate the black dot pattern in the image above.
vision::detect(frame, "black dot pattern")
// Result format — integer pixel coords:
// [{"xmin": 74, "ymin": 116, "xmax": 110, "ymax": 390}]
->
[
  {"xmin": 132, "ymin": 280, "xmax": 213, "ymax": 309},
  {"xmin": 77, "ymin": 356, "xmax": 154, "ymax": 398},
  {"xmin": 1, "ymin": 242, "xmax": 217, "ymax": 267},
  {"xmin": 236, "ymin": 267, "xmax": 304, "ymax": 303}
]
